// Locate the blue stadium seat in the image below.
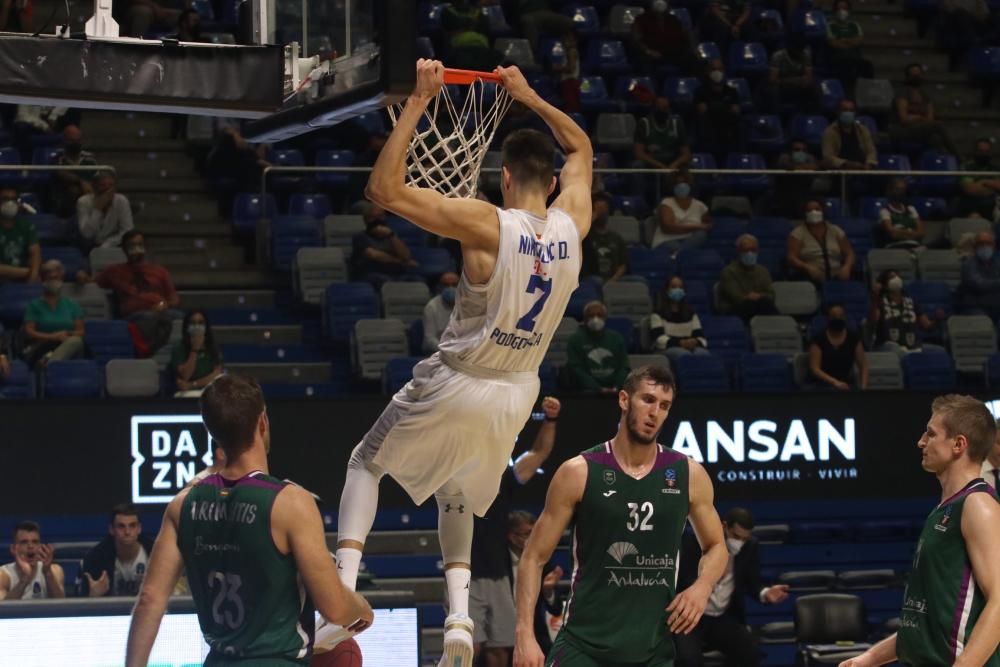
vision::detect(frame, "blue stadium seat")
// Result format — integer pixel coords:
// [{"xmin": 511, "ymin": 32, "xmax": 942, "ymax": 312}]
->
[
  {"xmin": 482, "ymin": 4, "xmax": 512, "ymax": 36},
  {"xmin": 613, "ymin": 195, "xmax": 650, "ymax": 219},
  {"xmin": 566, "ymin": 282, "xmax": 601, "ymax": 320},
  {"xmin": 744, "ymin": 115, "xmax": 785, "ymax": 154},
  {"xmin": 741, "ymin": 353, "xmax": 793, "ymax": 392},
  {"xmin": 0, "ymin": 283, "xmax": 43, "ymax": 325},
  {"xmin": 690, "ymin": 152, "xmax": 718, "ymax": 171},
  {"xmin": 820, "ymin": 197, "xmax": 846, "ymax": 219},
  {"xmin": 29, "ymin": 146, "xmax": 62, "ymax": 184},
  {"xmin": 385, "ymin": 215, "xmax": 429, "ymax": 249},
  {"xmin": 30, "ymin": 214, "xmax": 66, "ymax": 244},
  {"xmin": 820, "ymin": 79, "xmax": 846, "ymax": 114},
  {"xmin": 910, "ymin": 197, "xmax": 948, "ymax": 221},
  {"xmin": 859, "ymin": 197, "xmax": 889, "ymax": 221},
  {"xmin": 42, "ymin": 247, "xmax": 85, "ymax": 278},
  {"xmin": 192, "ymin": 0, "xmax": 213, "ymax": 19},
  {"xmin": 323, "ymin": 282, "xmax": 380, "ymax": 343},
  {"xmin": 821, "ymin": 281, "xmax": 868, "ymax": 323},
  {"xmin": 271, "ymin": 215, "xmax": 322, "ymax": 271},
  {"xmin": 905, "ymin": 281, "xmax": 954, "ymax": 318},
  {"xmin": 539, "ymin": 361, "xmax": 559, "ymax": 393},
  {"xmin": 584, "ymin": 39, "xmax": 630, "ymax": 75},
  {"xmin": 417, "ymin": 2, "xmax": 445, "ymax": 33},
  {"xmin": 789, "ymin": 115, "xmax": 828, "ymax": 151},
  {"xmin": 415, "ymin": 35, "xmax": 434, "ymax": 58},
  {"xmin": 683, "ymin": 280, "xmax": 712, "ymax": 314},
  {"xmin": 915, "ymin": 152, "xmax": 959, "ymax": 196},
  {"xmin": 568, "ymin": 112, "xmax": 587, "ymax": 131},
  {"xmin": 232, "ymin": 192, "xmax": 276, "ymax": 234},
  {"xmin": 527, "ymin": 73, "xmax": 560, "ymax": 105},
  {"xmin": 267, "ymin": 148, "xmax": 305, "ymax": 188},
  {"xmin": 833, "ymin": 217, "xmax": 875, "ymax": 259},
  {"xmin": 316, "ymin": 149, "xmax": 355, "ymax": 188},
  {"xmin": 877, "ymin": 154, "xmax": 912, "ymax": 172},
  {"xmin": 669, "ymin": 7, "xmax": 692, "ymax": 30},
  {"xmin": 662, "ymin": 77, "xmax": 701, "ymax": 110},
  {"xmin": 19, "ymin": 191, "xmax": 41, "ymax": 213},
  {"xmin": 85, "ymin": 320, "xmax": 134, "ymax": 362},
  {"xmin": 606, "ymin": 316, "xmax": 635, "ymax": 350},
  {"xmin": 288, "ymin": 193, "xmax": 331, "ymax": 219},
  {"xmin": 0, "ymin": 147, "xmax": 27, "ymax": 186},
  {"xmin": 901, "ymin": 351, "xmax": 956, "ymax": 390},
  {"xmin": 565, "ymin": 4, "xmax": 600, "ymax": 35},
  {"xmin": 221, "ymin": 344, "xmax": 324, "ymax": 363},
  {"xmin": 696, "ymin": 42, "xmax": 722, "ymax": 62},
  {"xmin": 755, "ymin": 8, "xmax": 786, "ymax": 49},
  {"xmin": 699, "ymin": 316, "xmax": 751, "ymax": 366},
  {"xmin": 409, "ymin": 247, "xmax": 457, "ymax": 279},
  {"xmin": 45, "ymin": 359, "xmax": 102, "ymax": 398},
  {"xmin": 383, "ymin": 356, "xmax": 420, "ymax": 394},
  {"xmin": 614, "ymin": 75, "xmax": 657, "ymax": 109},
  {"xmin": 677, "ymin": 249, "xmax": 724, "ymax": 282},
  {"xmin": 579, "ymin": 76, "xmax": 615, "ymax": 113},
  {"xmin": 0, "ymin": 359, "xmax": 33, "ymax": 398},
  {"xmin": 747, "ymin": 216, "xmax": 791, "ymax": 253},
  {"xmin": 857, "ymin": 115, "xmax": 882, "ymax": 148},
  {"xmin": 674, "ymin": 353, "xmax": 730, "ymax": 393},
  {"xmin": 726, "ymin": 78, "xmax": 754, "ymax": 112},
  {"xmin": 727, "ymin": 42, "xmax": 769, "ymax": 78},
  {"xmin": 708, "ymin": 217, "xmax": 748, "ymax": 253},
  {"xmin": 722, "ymin": 153, "xmax": 771, "ymax": 193},
  {"xmin": 351, "ymin": 112, "xmax": 387, "ymax": 137},
  {"xmin": 969, "ymin": 46, "xmax": 1000, "ymax": 80},
  {"xmin": 790, "ymin": 9, "xmax": 828, "ymax": 42},
  {"xmin": 628, "ymin": 247, "xmax": 676, "ymax": 288}
]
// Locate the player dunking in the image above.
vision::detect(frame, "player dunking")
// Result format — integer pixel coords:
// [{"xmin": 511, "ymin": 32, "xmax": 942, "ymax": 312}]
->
[
  {"xmin": 513, "ymin": 366, "xmax": 728, "ymax": 667},
  {"xmin": 323, "ymin": 60, "xmax": 593, "ymax": 666},
  {"xmin": 839, "ymin": 395, "xmax": 1000, "ymax": 667},
  {"xmin": 126, "ymin": 375, "xmax": 373, "ymax": 666}
]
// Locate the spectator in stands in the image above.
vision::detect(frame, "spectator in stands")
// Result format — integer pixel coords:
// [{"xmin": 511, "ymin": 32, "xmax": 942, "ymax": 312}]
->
[
  {"xmin": 507, "ymin": 509, "xmax": 564, "ymax": 658},
  {"xmin": 770, "ymin": 140, "xmax": 822, "ymax": 218},
  {"xmin": 699, "ymin": 0, "xmax": 755, "ymax": 53},
  {"xmin": 890, "ymin": 64, "xmax": 959, "ymax": 157},
  {"xmin": 869, "ymin": 269, "xmax": 946, "ymax": 357},
  {"xmin": 649, "ymin": 275, "xmax": 709, "ymax": 361},
  {"xmin": 77, "ymin": 171, "xmax": 135, "ymax": 250},
  {"xmin": 12, "ymin": 106, "xmax": 76, "ymax": 161},
  {"xmin": 518, "ymin": 0, "xmax": 574, "ymax": 49},
  {"xmin": 552, "ymin": 30, "xmax": 581, "ymax": 113},
  {"xmin": 351, "ymin": 201, "xmax": 418, "ymax": 288},
  {"xmin": 651, "ymin": 170, "xmax": 711, "ymax": 252},
  {"xmin": 86, "ymin": 230, "xmax": 181, "ymax": 352},
  {"xmin": 675, "ymin": 508, "xmax": 788, "ymax": 667},
  {"xmin": 959, "ymin": 230, "xmax": 1000, "ymax": 320},
  {"xmin": 205, "ymin": 119, "xmax": 271, "ymax": 194},
  {"xmin": 22, "ymin": 259, "xmax": 85, "ymax": 368},
  {"xmin": 422, "ymin": 271, "xmax": 460, "ymax": 353},
  {"xmin": 878, "ymin": 177, "xmax": 925, "ymax": 248},
  {"xmin": 807, "ymin": 303, "xmax": 869, "ymax": 389},
  {"xmin": 566, "ymin": 300, "xmax": 630, "ymax": 393},
  {"xmin": 764, "ymin": 37, "xmax": 820, "ymax": 112},
  {"xmin": 0, "ymin": 0, "xmax": 31, "ymax": 31},
  {"xmin": 0, "ymin": 521, "xmax": 65, "ymax": 600},
  {"xmin": 821, "ymin": 99, "xmax": 877, "ymax": 170},
  {"xmin": 581, "ymin": 192, "xmax": 627, "ymax": 285},
  {"xmin": 51, "ymin": 125, "xmax": 99, "ymax": 218},
  {"xmin": 938, "ymin": 0, "xmax": 990, "ymax": 71},
  {"xmin": 0, "ymin": 187, "xmax": 40, "ymax": 283},
  {"xmin": 81, "ymin": 503, "xmax": 155, "ymax": 597},
  {"xmin": 174, "ymin": 7, "xmax": 203, "ymax": 41},
  {"xmin": 170, "ymin": 309, "xmax": 223, "ymax": 395},
  {"xmin": 694, "ymin": 60, "xmax": 743, "ymax": 160},
  {"xmin": 632, "ymin": 0, "xmax": 694, "ymax": 72},
  {"xmin": 786, "ymin": 200, "xmax": 856, "ymax": 283},
  {"xmin": 632, "ymin": 96, "xmax": 691, "ymax": 195},
  {"xmin": 442, "ymin": 0, "xmax": 501, "ymax": 72},
  {"xmin": 825, "ymin": 0, "xmax": 874, "ymax": 95},
  {"xmin": 957, "ymin": 138, "xmax": 1000, "ymax": 221},
  {"xmin": 118, "ymin": 0, "xmax": 182, "ymax": 38},
  {"xmin": 469, "ymin": 397, "xmax": 560, "ymax": 666},
  {"xmin": 718, "ymin": 234, "xmax": 779, "ymax": 320}
]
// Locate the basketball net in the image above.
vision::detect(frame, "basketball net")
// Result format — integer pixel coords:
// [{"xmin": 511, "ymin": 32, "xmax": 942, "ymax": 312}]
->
[{"xmin": 387, "ymin": 69, "xmax": 512, "ymax": 199}]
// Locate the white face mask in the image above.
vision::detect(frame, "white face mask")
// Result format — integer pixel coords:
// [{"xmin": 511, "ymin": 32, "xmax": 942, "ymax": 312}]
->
[
  {"xmin": 888, "ymin": 276, "xmax": 903, "ymax": 292},
  {"xmin": 836, "ymin": 8, "xmax": 849, "ymax": 20},
  {"xmin": 726, "ymin": 537, "xmax": 745, "ymax": 555},
  {"xmin": 805, "ymin": 210, "xmax": 824, "ymax": 224},
  {"xmin": 0, "ymin": 200, "xmax": 18, "ymax": 219},
  {"xmin": 586, "ymin": 317, "xmax": 606, "ymax": 332},
  {"xmin": 708, "ymin": 70, "xmax": 724, "ymax": 84},
  {"xmin": 652, "ymin": 0, "xmax": 668, "ymax": 11}
]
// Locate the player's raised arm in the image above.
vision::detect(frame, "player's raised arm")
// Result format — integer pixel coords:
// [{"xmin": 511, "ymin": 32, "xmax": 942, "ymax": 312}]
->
[
  {"xmin": 496, "ymin": 65, "xmax": 593, "ymax": 237},
  {"xmin": 126, "ymin": 492, "xmax": 187, "ymax": 667},
  {"xmin": 667, "ymin": 459, "xmax": 726, "ymax": 635},
  {"xmin": 365, "ymin": 59, "xmax": 498, "ymax": 248},
  {"xmin": 513, "ymin": 456, "xmax": 586, "ymax": 667}
]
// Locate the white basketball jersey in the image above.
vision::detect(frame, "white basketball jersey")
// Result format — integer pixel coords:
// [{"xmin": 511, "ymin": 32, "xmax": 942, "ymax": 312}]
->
[
  {"xmin": 438, "ymin": 206, "xmax": 580, "ymax": 373},
  {"xmin": 0, "ymin": 561, "xmax": 48, "ymax": 599}
]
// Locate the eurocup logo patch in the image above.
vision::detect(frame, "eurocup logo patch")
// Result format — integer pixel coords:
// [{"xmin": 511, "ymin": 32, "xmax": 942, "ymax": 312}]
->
[
  {"xmin": 663, "ymin": 468, "xmax": 681, "ymax": 494},
  {"xmin": 131, "ymin": 415, "xmax": 214, "ymax": 504}
]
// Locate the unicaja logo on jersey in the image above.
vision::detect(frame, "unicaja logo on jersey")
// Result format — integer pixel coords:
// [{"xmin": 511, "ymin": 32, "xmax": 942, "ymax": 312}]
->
[
  {"xmin": 605, "ymin": 542, "xmax": 676, "ymax": 588},
  {"xmin": 606, "ymin": 541, "xmax": 639, "ymax": 564}
]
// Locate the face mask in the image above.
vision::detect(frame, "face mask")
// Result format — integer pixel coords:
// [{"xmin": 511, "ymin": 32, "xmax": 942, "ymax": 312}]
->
[
  {"xmin": 740, "ymin": 251, "xmax": 758, "ymax": 267},
  {"xmin": 836, "ymin": 9, "xmax": 849, "ymax": 20},
  {"xmin": 673, "ymin": 183, "xmax": 691, "ymax": 199},
  {"xmin": 586, "ymin": 317, "xmax": 605, "ymax": 332},
  {"xmin": 839, "ymin": 111, "xmax": 855, "ymax": 125},
  {"xmin": 441, "ymin": 286, "xmax": 457, "ymax": 306},
  {"xmin": 888, "ymin": 276, "xmax": 903, "ymax": 292},
  {"xmin": 0, "ymin": 200, "xmax": 18, "ymax": 219},
  {"xmin": 725, "ymin": 537, "xmax": 745, "ymax": 555},
  {"xmin": 652, "ymin": 0, "xmax": 668, "ymax": 12},
  {"xmin": 805, "ymin": 210, "xmax": 824, "ymax": 224},
  {"xmin": 906, "ymin": 75, "xmax": 923, "ymax": 87},
  {"xmin": 187, "ymin": 324, "xmax": 206, "ymax": 336},
  {"xmin": 792, "ymin": 150, "xmax": 809, "ymax": 165},
  {"xmin": 668, "ymin": 287, "xmax": 685, "ymax": 302},
  {"xmin": 975, "ymin": 154, "xmax": 992, "ymax": 166},
  {"xmin": 64, "ymin": 143, "xmax": 82, "ymax": 156},
  {"xmin": 708, "ymin": 70, "xmax": 724, "ymax": 84},
  {"xmin": 828, "ymin": 318, "xmax": 847, "ymax": 333},
  {"xmin": 653, "ymin": 110, "xmax": 670, "ymax": 123},
  {"xmin": 977, "ymin": 245, "xmax": 995, "ymax": 261},
  {"xmin": 125, "ymin": 244, "xmax": 145, "ymax": 262},
  {"xmin": 43, "ymin": 280, "xmax": 63, "ymax": 295}
]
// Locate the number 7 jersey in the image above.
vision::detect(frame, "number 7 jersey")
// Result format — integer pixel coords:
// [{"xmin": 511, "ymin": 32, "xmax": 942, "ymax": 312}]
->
[{"xmin": 437, "ymin": 206, "xmax": 581, "ymax": 373}]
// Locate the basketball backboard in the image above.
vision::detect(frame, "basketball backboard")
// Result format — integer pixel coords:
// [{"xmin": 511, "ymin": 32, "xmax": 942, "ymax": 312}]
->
[{"xmin": 243, "ymin": 0, "xmax": 415, "ymax": 141}]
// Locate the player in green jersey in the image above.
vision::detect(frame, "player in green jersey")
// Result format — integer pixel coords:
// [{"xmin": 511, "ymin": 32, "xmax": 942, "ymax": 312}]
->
[
  {"xmin": 126, "ymin": 375, "xmax": 373, "ymax": 666},
  {"xmin": 513, "ymin": 365, "xmax": 728, "ymax": 667},
  {"xmin": 840, "ymin": 394, "xmax": 1000, "ymax": 667}
]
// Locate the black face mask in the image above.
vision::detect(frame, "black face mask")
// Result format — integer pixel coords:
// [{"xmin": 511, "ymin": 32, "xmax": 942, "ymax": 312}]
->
[
  {"xmin": 906, "ymin": 76, "xmax": 923, "ymax": 87},
  {"xmin": 828, "ymin": 318, "xmax": 847, "ymax": 333},
  {"xmin": 64, "ymin": 143, "xmax": 82, "ymax": 156},
  {"xmin": 975, "ymin": 155, "xmax": 992, "ymax": 166},
  {"xmin": 653, "ymin": 110, "xmax": 670, "ymax": 123}
]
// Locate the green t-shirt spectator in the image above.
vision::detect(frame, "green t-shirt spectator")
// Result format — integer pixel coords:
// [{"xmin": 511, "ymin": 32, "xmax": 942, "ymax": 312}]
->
[
  {"xmin": 581, "ymin": 229, "xmax": 627, "ymax": 282},
  {"xmin": 24, "ymin": 296, "xmax": 83, "ymax": 333},
  {"xmin": 566, "ymin": 327, "xmax": 630, "ymax": 391},
  {"xmin": 170, "ymin": 343, "xmax": 222, "ymax": 382},
  {"xmin": 826, "ymin": 17, "xmax": 864, "ymax": 60},
  {"xmin": 634, "ymin": 115, "xmax": 688, "ymax": 165},
  {"xmin": 0, "ymin": 218, "xmax": 38, "ymax": 268}
]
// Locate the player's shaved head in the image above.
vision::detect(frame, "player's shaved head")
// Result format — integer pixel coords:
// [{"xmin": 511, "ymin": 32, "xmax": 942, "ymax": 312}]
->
[
  {"xmin": 501, "ymin": 129, "xmax": 556, "ymax": 192},
  {"xmin": 200, "ymin": 374, "xmax": 267, "ymax": 459}
]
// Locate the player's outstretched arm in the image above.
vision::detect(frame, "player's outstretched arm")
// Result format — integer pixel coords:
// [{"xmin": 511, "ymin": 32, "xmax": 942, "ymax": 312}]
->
[
  {"xmin": 514, "ymin": 456, "xmax": 586, "ymax": 667},
  {"xmin": 126, "ymin": 492, "xmax": 187, "ymax": 667},
  {"xmin": 667, "ymin": 460, "xmax": 726, "ymax": 635},
  {"xmin": 496, "ymin": 66, "xmax": 593, "ymax": 237},
  {"xmin": 277, "ymin": 485, "xmax": 374, "ymax": 632},
  {"xmin": 365, "ymin": 59, "xmax": 499, "ymax": 249},
  {"xmin": 955, "ymin": 492, "xmax": 1000, "ymax": 667}
]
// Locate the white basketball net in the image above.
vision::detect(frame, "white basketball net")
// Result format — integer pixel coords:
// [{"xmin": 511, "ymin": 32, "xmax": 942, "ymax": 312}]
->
[{"xmin": 388, "ymin": 77, "xmax": 513, "ymax": 199}]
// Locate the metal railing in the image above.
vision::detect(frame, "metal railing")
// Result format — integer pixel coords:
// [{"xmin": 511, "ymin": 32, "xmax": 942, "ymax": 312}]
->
[{"xmin": 0, "ymin": 164, "xmax": 117, "ymax": 176}]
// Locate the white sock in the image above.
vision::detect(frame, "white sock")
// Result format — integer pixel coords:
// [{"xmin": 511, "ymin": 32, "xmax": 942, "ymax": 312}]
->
[
  {"xmin": 444, "ymin": 567, "xmax": 471, "ymax": 618},
  {"xmin": 334, "ymin": 547, "xmax": 363, "ymax": 592}
]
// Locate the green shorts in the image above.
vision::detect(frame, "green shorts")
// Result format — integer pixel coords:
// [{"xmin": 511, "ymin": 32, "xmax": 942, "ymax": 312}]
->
[{"xmin": 546, "ymin": 632, "xmax": 674, "ymax": 667}]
